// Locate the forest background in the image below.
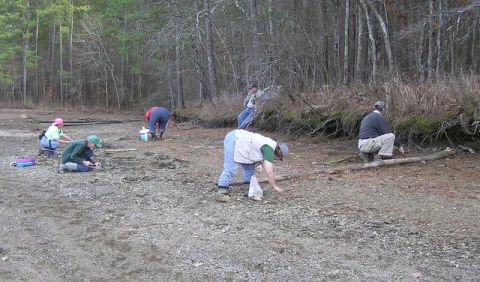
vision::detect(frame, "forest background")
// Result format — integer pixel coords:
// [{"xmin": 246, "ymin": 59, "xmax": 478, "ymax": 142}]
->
[{"xmin": 1, "ymin": 0, "xmax": 479, "ymax": 144}]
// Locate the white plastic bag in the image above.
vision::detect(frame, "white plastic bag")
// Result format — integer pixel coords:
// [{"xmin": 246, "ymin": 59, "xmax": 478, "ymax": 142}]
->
[{"xmin": 248, "ymin": 175, "xmax": 263, "ymax": 200}]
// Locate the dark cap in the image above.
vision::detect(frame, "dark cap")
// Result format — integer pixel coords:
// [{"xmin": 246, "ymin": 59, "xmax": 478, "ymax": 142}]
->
[
  {"xmin": 248, "ymin": 82, "xmax": 258, "ymax": 89},
  {"xmin": 374, "ymin": 100, "xmax": 385, "ymax": 109}
]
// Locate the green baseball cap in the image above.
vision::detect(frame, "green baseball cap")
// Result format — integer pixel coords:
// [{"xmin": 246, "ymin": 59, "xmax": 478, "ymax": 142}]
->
[{"xmin": 87, "ymin": 135, "xmax": 103, "ymax": 148}]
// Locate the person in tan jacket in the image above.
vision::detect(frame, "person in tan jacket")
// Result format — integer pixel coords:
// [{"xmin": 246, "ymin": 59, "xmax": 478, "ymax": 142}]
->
[{"xmin": 217, "ymin": 129, "xmax": 288, "ymax": 195}]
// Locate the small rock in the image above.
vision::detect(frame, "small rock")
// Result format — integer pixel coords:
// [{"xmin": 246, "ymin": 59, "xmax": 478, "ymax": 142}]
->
[
  {"xmin": 412, "ymin": 272, "xmax": 422, "ymax": 279},
  {"xmin": 215, "ymin": 195, "xmax": 233, "ymax": 203},
  {"xmin": 326, "ymin": 270, "xmax": 340, "ymax": 277},
  {"xmin": 1, "ymin": 256, "xmax": 8, "ymax": 262}
]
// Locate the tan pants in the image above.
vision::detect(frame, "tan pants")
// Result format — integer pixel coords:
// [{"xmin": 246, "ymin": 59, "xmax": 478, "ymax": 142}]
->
[{"xmin": 358, "ymin": 133, "xmax": 395, "ymax": 157}]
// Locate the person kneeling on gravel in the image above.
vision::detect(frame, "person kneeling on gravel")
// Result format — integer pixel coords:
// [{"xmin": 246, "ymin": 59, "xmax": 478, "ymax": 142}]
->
[
  {"xmin": 217, "ymin": 129, "xmax": 288, "ymax": 195},
  {"xmin": 58, "ymin": 135, "xmax": 103, "ymax": 173},
  {"xmin": 358, "ymin": 101, "xmax": 405, "ymax": 162}
]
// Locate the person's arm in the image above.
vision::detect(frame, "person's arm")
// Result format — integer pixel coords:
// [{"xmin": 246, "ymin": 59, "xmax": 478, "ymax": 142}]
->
[
  {"xmin": 59, "ymin": 134, "xmax": 72, "ymax": 143},
  {"xmin": 377, "ymin": 115, "xmax": 393, "ymax": 135},
  {"xmin": 61, "ymin": 133, "xmax": 73, "ymax": 142},
  {"xmin": 145, "ymin": 108, "xmax": 152, "ymax": 121},
  {"xmin": 262, "ymin": 160, "xmax": 283, "ymax": 193}
]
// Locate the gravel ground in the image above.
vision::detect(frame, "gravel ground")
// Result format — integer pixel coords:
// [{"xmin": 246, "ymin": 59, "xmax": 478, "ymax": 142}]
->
[{"xmin": 0, "ymin": 109, "xmax": 479, "ymax": 281}]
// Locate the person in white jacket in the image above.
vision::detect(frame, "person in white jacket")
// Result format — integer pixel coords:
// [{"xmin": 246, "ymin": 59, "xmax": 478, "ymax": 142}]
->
[{"xmin": 217, "ymin": 129, "xmax": 289, "ymax": 195}]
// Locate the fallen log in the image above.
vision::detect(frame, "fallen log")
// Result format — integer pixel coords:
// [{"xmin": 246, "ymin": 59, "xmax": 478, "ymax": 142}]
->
[
  {"xmin": 34, "ymin": 118, "xmax": 144, "ymax": 125},
  {"xmin": 334, "ymin": 148, "xmax": 456, "ymax": 173},
  {"xmin": 229, "ymin": 148, "xmax": 456, "ymax": 186},
  {"xmin": 104, "ymin": 148, "xmax": 138, "ymax": 153},
  {"xmin": 230, "ymin": 173, "xmax": 303, "ymax": 186}
]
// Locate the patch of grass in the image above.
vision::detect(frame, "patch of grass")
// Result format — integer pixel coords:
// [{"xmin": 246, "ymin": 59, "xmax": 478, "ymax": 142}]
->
[
  {"xmin": 393, "ymin": 112, "xmax": 457, "ymax": 136},
  {"xmin": 173, "ymin": 108, "xmax": 201, "ymax": 122}
]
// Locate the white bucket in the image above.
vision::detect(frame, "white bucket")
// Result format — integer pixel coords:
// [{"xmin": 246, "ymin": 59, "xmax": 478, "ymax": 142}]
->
[
  {"xmin": 139, "ymin": 127, "xmax": 150, "ymax": 141},
  {"xmin": 139, "ymin": 132, "xmax": 150, "ymax": 141}
]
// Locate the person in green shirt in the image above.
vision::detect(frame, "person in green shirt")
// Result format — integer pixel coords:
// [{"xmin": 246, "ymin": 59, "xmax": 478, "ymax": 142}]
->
[
  {"xmin": 58, "ymin": 135, "xmax": 103, "ymax": 173},
  {"xmin": 39, "ymin": 118, "xmax": 72, "ymax": 157}
]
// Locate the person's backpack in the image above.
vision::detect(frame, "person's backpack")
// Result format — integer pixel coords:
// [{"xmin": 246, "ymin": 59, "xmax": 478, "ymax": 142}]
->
[{"xmin": 38, "ymin": 130, "xmax": 46, "ymax": 140}]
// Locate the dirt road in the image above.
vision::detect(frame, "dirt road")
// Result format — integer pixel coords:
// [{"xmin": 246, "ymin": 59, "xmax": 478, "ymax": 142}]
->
[{"xmin": 1, "ymin": 109, "xmax": 479, "ymax": 281}]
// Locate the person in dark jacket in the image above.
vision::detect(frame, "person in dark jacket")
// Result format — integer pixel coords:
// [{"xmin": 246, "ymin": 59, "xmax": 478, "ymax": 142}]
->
[
  {"xmin": 145, "ymin": 106, "xmax": 171, "ymax": 139},
  {"xmin": 58, "ymin": 135, "xmax": 103, "ymax": 172},
  {"xmin": 358, "ymin": 101, "xmax": 405, "ymax": 162}
]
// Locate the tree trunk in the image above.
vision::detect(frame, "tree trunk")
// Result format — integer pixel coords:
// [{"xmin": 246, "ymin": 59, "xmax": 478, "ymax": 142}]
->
[
  {"xmin": 354, "ymin": 2, "xmax": 364, "ymax": 82},
  {"xmin": 340, "ymin": 149, "xmax": 456, "ymax": 172},
  {"xmin": 471, "ymin": 15, "xmax": 477, "ymax": 72},
  {"xmin": 436, "ymin": 0, "xmax": 443, "ymax": 77},
  {"xmin": 204, "ymin": 0, "xmax": 218, "ymax": 99},
  {"xmin": 59, "ymin": 24, "xmax": 64, "ymax": 106},
  {"xmin": 427, "ymin": 0, "xmax": 434, "ymax": 79},
  {"xmin": 70, "ymin": 0, "xmax": 74, "ymax": 99},
  {"xmin": 175, "ymin": 0, "xmax": 185, "ymax": 108},
  {"xmin": 359, "ymin": 0, "xmax": 376, "ymax": 83},
  {"xmin": 343, "ymin": 0, "xmax": 350, "ymax": 84},
  {"xmin": 328, "ymin": 1, "xmax": 340, "ymax": 85},
  {"xmin": 417, "ymin": 22, "xmax": 426, "ymax": 83},
  {"xmin": 194, "ymin": 9, "xmax": 207, "ymax": 105},
  {"xmin": 35, "ymin": 12, "xmax": 39, "ymax": 103},
  {"xmin": 249, "ymin": 0, "xmax": 261, "ymax": 78},
  {"xmin": 22, "ymin": 0, "xmax": 30, "ymax": 105},
  {"xmin": 104, "ymin": 67, "xmax": 108, "ymax": 109},
  {"xmin": 268, "ymin": 0, "xmax": 274, "ymax": 36},
  {"xmin": 167, "ymin": 60, "xmax": 177, "ymax": 110},
  {"xmin": 369, "ymin": 1, "xmax": 394, "ymax": 75},
  {"xmin": 50, "ymin": 23, "xmax": 56, "ymax": 100}
]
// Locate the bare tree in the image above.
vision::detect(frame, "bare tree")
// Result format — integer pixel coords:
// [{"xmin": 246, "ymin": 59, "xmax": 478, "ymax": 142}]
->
[
  {"xmin": 268, "ymin": 0, "xmax": 274, "ymax": 36},
  {"xmin": 343, "ymin": 0, "xmax": 350, "ymax": 84},
  {"xmin": 249, "ymin": 0, "xmax": 261, "ymax": 79},
  {"xmin": 204, "ymin": 0, "xmax": 218, "ymax": 99},
  {"xmin": 80, "ymin": 20, "xmax": 122, "ymax": 109},
  {"xmin": 354, "ymin": 2, "xmax": 364, "ymax": 81},
  {"xmin": 22, "ymin": 0, "xmax": 30, "ymax": 105},
  {"xmin": 59, "ymin": 23, "xmax": 64, "ymax": 105},
  {"xmin": 368, "ymin": 1, "xmax": 394, "ymax": 75},
  {"xmin": 417, "ymin": 22, "xmax": 426, "ymax": 83},
  {"xmin": 436, "ymin": 0, "xmax": 443, "ymax": 77},
  {"xmin": 70, "ymin": 0, "xmax": 74, "ymax": 99},
  {"xmin": 175, "ymin": 0, "xmax": 185, "ymax": 108},
  {"xmin": 360, "ymin": 0, "xmax": 376, "ymax": 83},
  {"xmin": 427, "ymin": 0, "xmax": 434, "ymax": 79}
]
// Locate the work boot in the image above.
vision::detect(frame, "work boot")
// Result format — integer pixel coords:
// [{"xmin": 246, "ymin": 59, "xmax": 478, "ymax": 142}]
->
[
  {"xmin": 358, "ymin": 152, "xmax": 371, "ymax": 163},
  {"xmin": 58, "ymin": 163, "xmax": 66, "ymax": 173},
  {"xmin": 217, "ymin": 187, "xmax": 230, "ymax": 195},
  {"xmin": 374, "ymin": 154, "xmax": 384, "ymax": 162}
]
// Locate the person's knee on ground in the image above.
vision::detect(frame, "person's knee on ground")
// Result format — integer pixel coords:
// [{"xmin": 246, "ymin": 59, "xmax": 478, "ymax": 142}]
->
[{"xmin": 59, "ymin": 162, "xmax": 79, "ymax": 172}]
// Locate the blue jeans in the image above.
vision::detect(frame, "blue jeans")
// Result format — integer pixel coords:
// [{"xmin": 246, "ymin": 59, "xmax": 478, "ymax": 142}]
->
[
  {"xmin": 149, "ymin": 107, "xmax": 171, "ymax": 135},
  {"xmin": 40, "ymin": 136, "xmax": 59, "ymax": 150},
  {"xmin": 218, "ymin": 130, "xmax": 255, "ymax": 188},
  {"xmin": 40, "ymin": 136, "xmax": 59, "ymax": 157},
  {"xmin": 237, "ymin": 108, "xmax": 255, "ymax": 129}
]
